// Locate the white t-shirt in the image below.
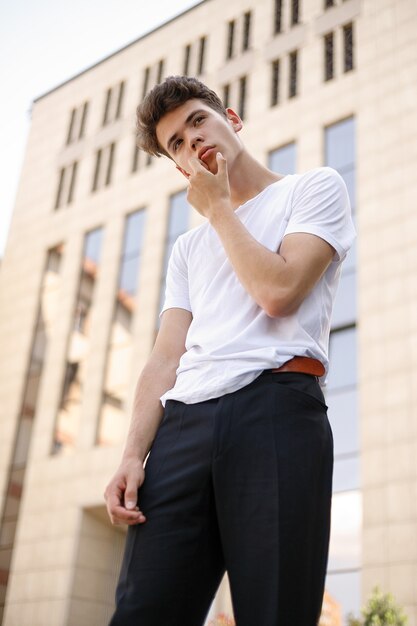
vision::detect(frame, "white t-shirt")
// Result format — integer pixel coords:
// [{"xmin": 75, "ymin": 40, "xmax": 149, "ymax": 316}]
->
[{"xmin": 159, "ymin": 166, "xmax": 356, "ymax": 407}]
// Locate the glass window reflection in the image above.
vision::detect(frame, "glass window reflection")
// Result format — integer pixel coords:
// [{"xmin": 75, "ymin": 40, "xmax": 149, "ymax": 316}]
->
[
  {"xmin": 327, "ymin": 326, "xmax": 357, "ymax": 391},
  {"xmin": 268, "ymin": 142, "xmax": 297, "ymax": 174},
  {"xmin": 54, "ymin": 229, "xmax": 103, "ymax": 454},
  {"xmin": 326, "ymin": 388, "xmax": 359, "ymax": 456},
  {"xmin": 124, "ymin": 210, "xmax": 146, "ymax": 257},
  {"xmin": 97, "ymin": 210, "xmax": 146, "ymax": 447},
  {"xmin": 158, "ymin": 191, "xmax": 190, "ymax": 322},
  {"xmin": 325, "ymin": 570, "xmax": 361, "ymax": 625},
  {"xmin": 84, "ymin": 228, "xmax": 103, "ymax": 265},
  {"xmin": 333, "ymin": 455, "xmax": 360, "ymax": 492},
  {"xmin": 119, "ymin": 256, "xmax": 141, "ymax": 295},
  {"xmin": 325, "ymin": 118, "xmax": 355, "ymax": 171},
  {"xmin": 328, "ymin": 490, "xmax": 362, "ymax": 571},
  {"xmin": 331, "ymin": 268, "xmax": 356, "ymax": 328}
]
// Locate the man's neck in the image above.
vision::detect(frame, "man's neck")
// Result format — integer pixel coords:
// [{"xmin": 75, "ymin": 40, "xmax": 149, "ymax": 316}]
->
[{"xmin": 228, "ymin": 150, "xmax": 285, "ymax": 210}]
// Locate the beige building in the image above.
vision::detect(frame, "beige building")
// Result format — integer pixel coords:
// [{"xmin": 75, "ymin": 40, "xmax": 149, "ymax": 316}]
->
[{"xmin": 0, "ymin": 0, "xmax": 416, "ymax": 624}]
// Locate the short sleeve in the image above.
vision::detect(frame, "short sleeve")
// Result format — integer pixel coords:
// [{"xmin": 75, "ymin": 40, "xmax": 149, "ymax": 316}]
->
[
  {"xmin": 284, "ymin": 167, "xmax": 356, "ymax": 261},
  {"xmin": 159, "ymin": 235, "xmax": 192, "ymax": 318}
]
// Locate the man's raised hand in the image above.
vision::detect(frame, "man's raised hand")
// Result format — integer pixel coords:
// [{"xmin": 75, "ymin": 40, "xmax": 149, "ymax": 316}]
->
[{"xmin": 186, "ymin": 152, "xmax": 232, "ymax": 220}]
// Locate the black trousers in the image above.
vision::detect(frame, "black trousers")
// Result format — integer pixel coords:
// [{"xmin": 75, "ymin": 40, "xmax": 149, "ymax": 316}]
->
[{"xmin": 109, "ymin": 371, "xmax": 333, "ymax": 626}]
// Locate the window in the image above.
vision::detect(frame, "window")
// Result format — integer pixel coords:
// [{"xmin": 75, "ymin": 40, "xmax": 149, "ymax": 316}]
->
[
  {"xmin": 271, "ymin": 59, "xmax": 280, "ymax": 107},
  {"xmin": 325, "ymin": 117, "xmax": 356, "ymax": 214},
  {"xmin": 141, "ymin": 60, "xmax": 166, "ymax": 99},
  {"xmin": 157, "ymin": 59, "xmax": 164, "ymax": 84},
  {"xmin": 102, "ymin": 81, "xmax": 125, "ymax": 125},
  {"xmin": 119, "ymin": 211, "xmax": 146, "ymax": 296},
  {"xmin": 226, "ymin": 20, "xmax": 235, "ymax": 59},
  {"xmin": 53, "ymin": 229, "xmax": 103, "ymax": 455},
  {"xmin": 291, "ymin": 0, "xmax": 300, "ymax": 26},
  {"xmin": 223, "ymin": 84, "xmax": 230, "ymax": 108},
  {"xmin": 289, "ymin": 50, "xmax": 298, "ymax": 98},
  {"xmin": 97, "ymin": 210, "xmax": 147, "ymax": 446},
  {"xmin": 325, "ymin": 0, "xmax": 335, "ymax": 7},
  {"xmin": 183, "ymin": 44, "xmax": 191, "ymax": 75},
  {"xmin": 142, "ymin": 67, "xmax": 150, "ymax": 100},
  {"xmin": 92, "ymin": 149, "xmax": 102, "ymax": 192},
  {"xmin": 67, "ymin": 162, "xmax": 78, "ymax": 204},
  {"xmin": 343, "ymin": 23, "xmax": 354, "ymax": 72},
  {"xmin": 0, "ymin": 245, "xmax": 64, "ymax": 613},
  {"xmin": 66, "ymin": 109, "xmax": 76, "ymax": 145},
  {"xmin": 105, "ymin": 143, "xmax": 115, "ymax": 186},
  {"xmin": 274, "ymin": 0, "xmax": 283, "ymax": 34},
  {"xmin": 324, "ymin": 32, "xmax": 334, "ymax": 81},
  {"xmin": 268, "ymin": 142, "xmax": 297, "ymax": 175},
  {"xmin": 243, "ymin": 11, "xmax": 251, "ymax": 51},
  {"xmin": 92, "ymin": 144, "xmax": 116, "ymax": 192},
  {"xmin": 54, "ymin": 162, "xmax": 78, "ymax": 209},
  {"xmin": 198, "ymin": 36, "xmax": 206, "ymax": 75},
  {"xmin": 79, "ymin": 102, "xmax": 88, "ymax": 138},
  {"xmin": 183, "ymin": 37, "xmax": 207, "ymax": 76},
  {"xmin": 55, "ymin": 168, "xmax": 66, "ymax": 209},
  {"xmin": 131, "ymin": 143, "xmax": 152, "ymax": 174},
  {"xmin": 115, "ymin": 81, "xmax": 125, "ymax": 119},
  {"xmin": 132, "ymin": 143, "xmax": 140, "ymax": 174},
  {"xmin": 324, "ymin": 116, "xmax": 359, "ymax": 622},
  {"xmin": 103, "ymin": 89, "xmax": 112, "ymax": 125},
  {"xmin": 238, "ymin": 76, "xmax": 247, "ymax": 120},
  {"xmin": 157, "ymin": 191, "xmax": 190, "ymax": 326}
]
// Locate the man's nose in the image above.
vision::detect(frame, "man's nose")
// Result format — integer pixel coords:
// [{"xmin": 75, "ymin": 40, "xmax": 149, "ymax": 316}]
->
[{"xmin": 190, "ymin": 135, "xmax": 203, "ymax": 151}]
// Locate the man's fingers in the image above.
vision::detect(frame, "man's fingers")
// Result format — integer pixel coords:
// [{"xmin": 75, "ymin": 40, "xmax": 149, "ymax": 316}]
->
[
  {"xmin": 111, "ymin": 506, "xmax": 146, "ymax": 526},
  {"xmin": 188, "ymin": 156, "xmax": 204, "ymax": 174},
  {"xmin": 124, "ymin": 480, "xmax": 138, "ymax": 510},
  {"xmin": 107, "ymin": 495, "xmax": 146, "ymax": 525},
  {"xmin": 216, "ymin": 152, "xmax": 227, "ymax": 175}
]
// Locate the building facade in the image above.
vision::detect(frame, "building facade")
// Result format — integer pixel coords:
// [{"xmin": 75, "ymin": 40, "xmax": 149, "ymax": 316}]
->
[{"xmin": 0, "ymin": 0, "xmax": 416, "ymax": 624}]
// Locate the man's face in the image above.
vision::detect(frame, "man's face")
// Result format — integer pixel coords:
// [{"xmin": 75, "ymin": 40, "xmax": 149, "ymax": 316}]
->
[{"xmin": 155, "ymin": 98, "xmax": 243, "ymax": 178}]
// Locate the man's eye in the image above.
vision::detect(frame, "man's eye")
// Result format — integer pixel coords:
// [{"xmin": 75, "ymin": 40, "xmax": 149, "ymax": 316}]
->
[
  {"xmin": 194, "ymin": 116, "xmax": 204, "ymax": 124},
  {"xmin": 173, "ymin": 139, "xmax": 182, "ymax": 151}
]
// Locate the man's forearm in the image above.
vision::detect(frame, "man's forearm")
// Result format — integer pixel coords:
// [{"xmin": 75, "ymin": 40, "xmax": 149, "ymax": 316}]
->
[
  {"xmin": 122, "ymin": 355, "xmax": 178, "ymax": 463},
  {"xmin": 209, "ymin": 204, "xmax": 289, "ymax": 313},
  {"xmin": 208, "ymin": 204, "xmax": 334, "ymax": 318}
]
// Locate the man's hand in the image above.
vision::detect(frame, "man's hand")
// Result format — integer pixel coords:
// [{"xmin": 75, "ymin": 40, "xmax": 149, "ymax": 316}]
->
[
  {"xmin": 104, "ymin": 457, "xmax": 147, "ymax": 526},
  {"xmin": 187, "ymin": 152, "xmax": 233, "ymax": 220}
]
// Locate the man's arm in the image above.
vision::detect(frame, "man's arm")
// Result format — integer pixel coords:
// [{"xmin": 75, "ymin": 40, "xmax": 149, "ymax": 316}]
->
[
  {"xmin": 104, "ymin": 307, "xmax": 192, "ymax": 525},
  {"xmin": 187, "ymin": 156, "xmax": 340, "ymax": 317},
  {"xmin": 209, "ymin": 211, "xmax": 335, "ymax": 317}
]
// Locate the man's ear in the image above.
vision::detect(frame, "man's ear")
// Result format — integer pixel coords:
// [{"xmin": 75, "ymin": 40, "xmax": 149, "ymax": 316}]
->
[
  {"xmin": 225, "ymin": 107, "xmax": 243, "ymax": 133},
  {"xmin": 176, "ymin": 165, "xmax": 190, "ymax": 180}
]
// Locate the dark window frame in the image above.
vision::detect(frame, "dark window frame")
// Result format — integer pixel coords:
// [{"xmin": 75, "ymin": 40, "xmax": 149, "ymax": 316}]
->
[
  {"xmin": 238, "ymin": 75, "xmax": 247, "ymax": 120},
  {"xmin": 198, "ymin": 36, "xmax": 206, "ymax": 74},
  {"xmin": 102, "ymin": 88, "xmax": 112, "ymax": 126},
  {"xmin": 243, "ymin": 11, "xmax": 251, "ymax": 51},
  {"xmin": 291, "ymin": 0, "xmax": 300, "ymax": 26},
  {"xmin": 183, "ymin": 44, "xmax": 191, "ymax": 75},
  {"xmin": 115, "ymin": 81, "xmax": 125, "ymax": 120},
  {"xmin": 271, "ymin": 59, "xmax": 280, "ymax": 106},
  {"xmin": 226, "ymin": 20, "xmax": 235, "ymax": 59},
  {"xmin": 324, "ymin": 32, "xmax": 334, "ymax": 81},
  {"xmin": 66, "ymin": 109, "xmax": 76, "ymax": 145},
  {"xmin": 274, "ymin": 0, "xmax": 283, "ymax": 34},
  {"xmin": 78, "ymin": 102, "xmax": 89, "ymax": 139},
  {"xmin": 343, "ymin": 22, "xmax": 354, "ymax": 72},
  {"xmin": 289, "ymin": 50, "xmax": 298, "ymax": 98}
]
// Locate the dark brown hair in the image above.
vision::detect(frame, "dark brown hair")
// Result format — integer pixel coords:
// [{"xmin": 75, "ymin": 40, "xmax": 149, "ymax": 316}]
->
[{"xmin": 136, "ymin": 75, "xmax": 228, "ymax": 159}]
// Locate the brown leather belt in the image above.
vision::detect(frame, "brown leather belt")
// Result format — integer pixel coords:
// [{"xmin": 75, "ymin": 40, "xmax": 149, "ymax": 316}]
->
[{"xmin": 268, "ymin": 356, "xmax": 325, "ymax": 377}]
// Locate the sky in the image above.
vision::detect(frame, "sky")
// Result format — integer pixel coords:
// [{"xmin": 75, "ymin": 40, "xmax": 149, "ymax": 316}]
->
[{"xmin": 0, "ymin": 0, "xmax": 202, "ymax": 259}]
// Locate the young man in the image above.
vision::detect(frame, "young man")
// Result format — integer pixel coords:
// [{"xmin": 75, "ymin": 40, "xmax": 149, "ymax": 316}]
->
[{"xmin": 105, "ymin": 75, "xmax": 356, "ymax": 626}]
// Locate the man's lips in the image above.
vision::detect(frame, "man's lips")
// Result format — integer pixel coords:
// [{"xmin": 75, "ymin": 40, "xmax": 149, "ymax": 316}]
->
[{"xmin": 198, "ymin": 146, "xmax": 215, "ymax": 162}]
